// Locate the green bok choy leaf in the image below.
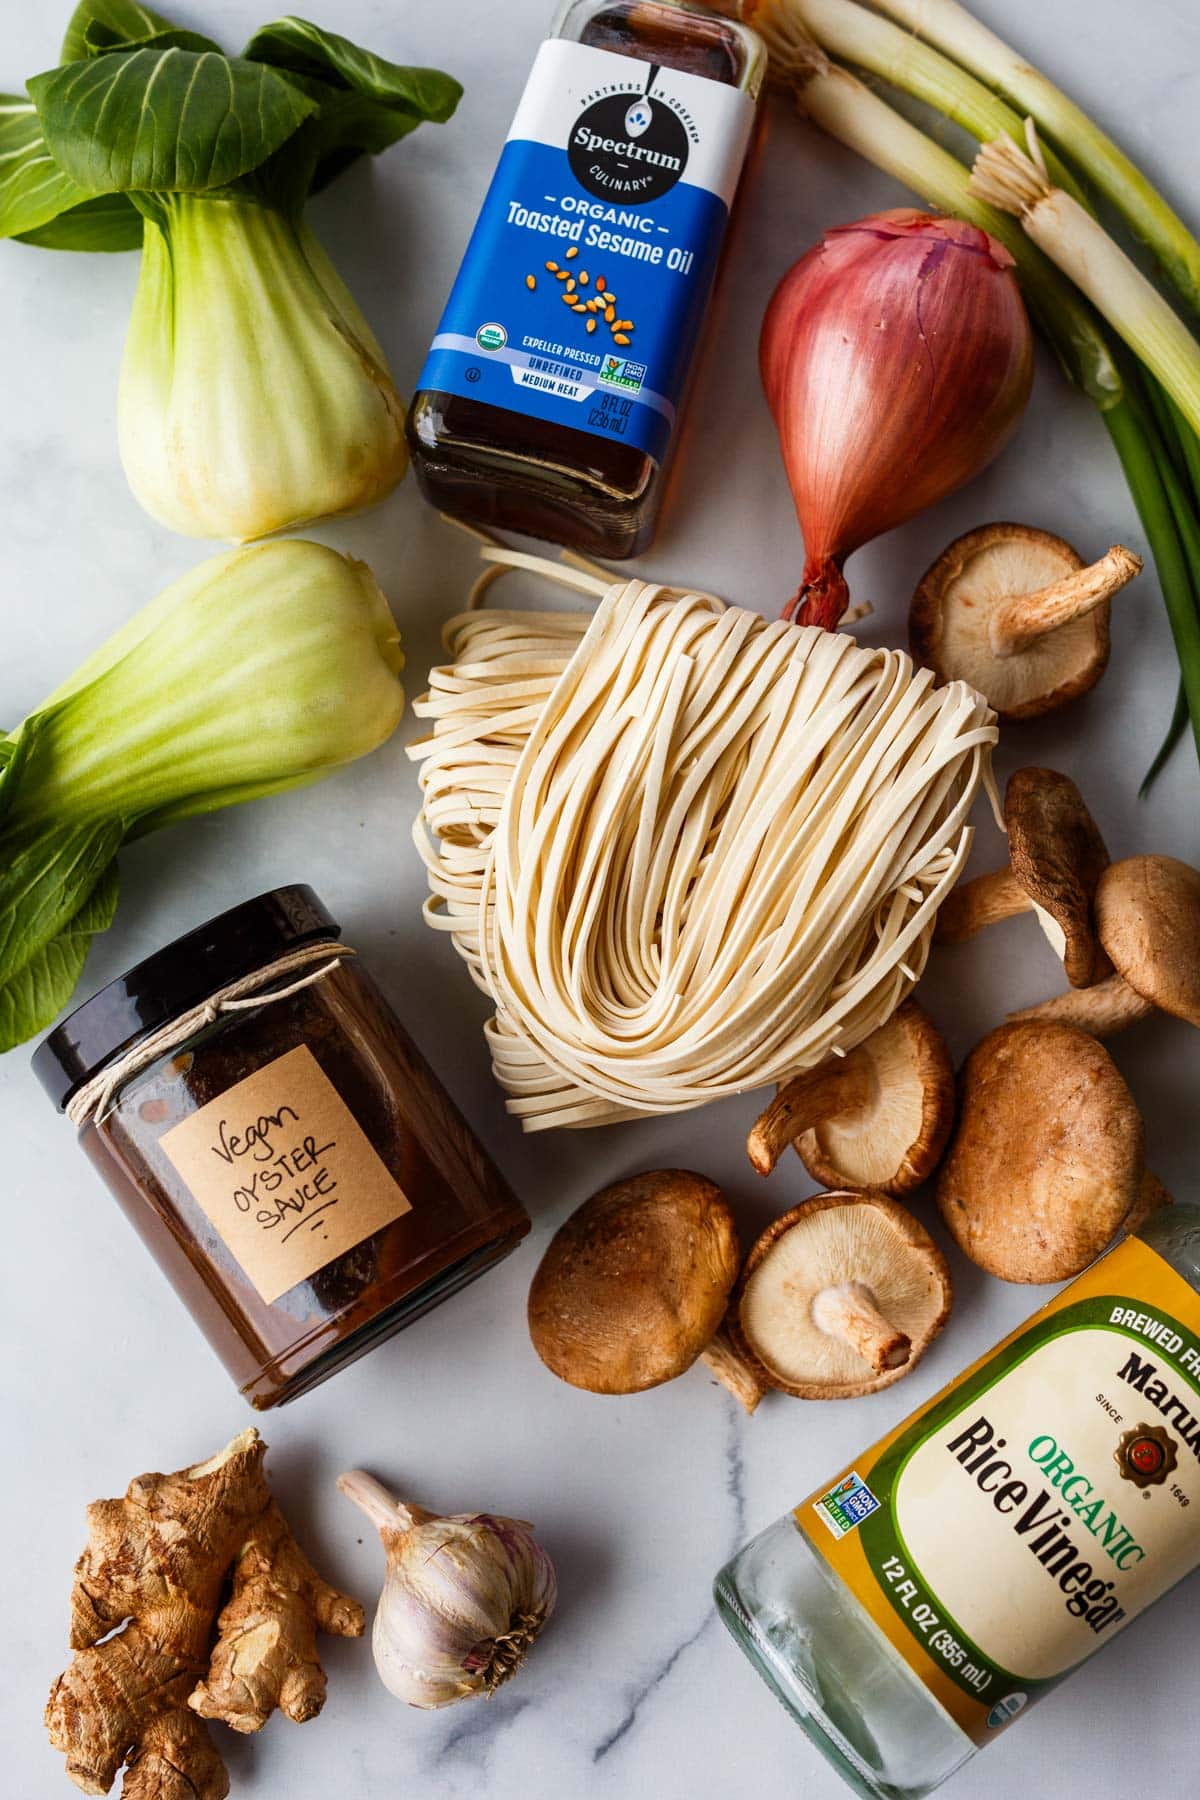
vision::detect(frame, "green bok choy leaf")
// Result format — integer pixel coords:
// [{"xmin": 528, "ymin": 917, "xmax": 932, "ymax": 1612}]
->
[
  {"xmin": 2, "ymin": 5, "xmax": 461, "ymax": 541},
  {"xmin": 0, "ymin": 540, "xmax": 405, "ymax": 1050}
]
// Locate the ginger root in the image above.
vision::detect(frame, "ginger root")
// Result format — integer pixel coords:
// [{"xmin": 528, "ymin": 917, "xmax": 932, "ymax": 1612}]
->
[{"xmin": 46, "ymin": 1428, "xmax": 363, "ymax": 1799}]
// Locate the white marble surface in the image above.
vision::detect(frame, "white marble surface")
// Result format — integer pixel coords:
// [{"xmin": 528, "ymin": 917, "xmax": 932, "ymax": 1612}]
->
[{"xmin": 2, "ymin": 1, "xmax": 1198, "ymax": 1796}]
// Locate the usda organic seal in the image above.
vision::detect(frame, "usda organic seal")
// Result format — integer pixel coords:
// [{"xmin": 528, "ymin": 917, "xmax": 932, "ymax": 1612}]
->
[{"xmin": 475, "ymin": 321, "xmax": 507, "ymax": 352}]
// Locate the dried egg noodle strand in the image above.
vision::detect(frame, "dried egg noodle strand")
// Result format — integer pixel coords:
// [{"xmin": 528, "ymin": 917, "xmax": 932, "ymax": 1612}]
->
[{"xmin": 409, "ymin": 548, "xmax": 997, "ymax": 1131}]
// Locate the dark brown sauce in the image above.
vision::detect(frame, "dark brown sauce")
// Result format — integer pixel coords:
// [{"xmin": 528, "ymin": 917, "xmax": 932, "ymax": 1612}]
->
[
  {"xmin": 84, "ymin": 963, "xmax": 528, "ymax": 1407},
  {"xmin": 406, "ymin": 0, "xmax": 753, "ymax": 558}
]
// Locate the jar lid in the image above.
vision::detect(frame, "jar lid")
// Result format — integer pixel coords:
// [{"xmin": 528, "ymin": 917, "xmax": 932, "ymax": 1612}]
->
[{"xmin": 32, "ymin": 885, "xmax": 339, "ymax": 1112}]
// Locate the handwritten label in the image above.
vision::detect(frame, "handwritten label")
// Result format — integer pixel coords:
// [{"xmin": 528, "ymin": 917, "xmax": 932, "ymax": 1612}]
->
[{"xmin": 159, "ymin": 1044, "xmax": 412, "ymax": 1305}]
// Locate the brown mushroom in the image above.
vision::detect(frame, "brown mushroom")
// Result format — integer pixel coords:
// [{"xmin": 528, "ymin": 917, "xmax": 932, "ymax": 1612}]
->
[
  {"xmin": 729, "ymin": 1193, "xmax": 952, "ymax": 1400},
  {"xmin": 935, "ymin": 767, "xmax": 1111, "ymax": 987},
  {"xmin": 1011, "ymin": 854, "xmax": 1200, "ymax": 1034},
  {"xmin": 937, "ymin": 1021, "xmax": 1170, "ymax": 1283},
  {"xmin": 910, "ymin": 524, "xmax": 1140, "ymax": 718},
  {"xmin": 746, "ymin": 1001, "xmax": 955, "ymax": 1193},
  {"xmin": 527, "ymin": 1169, "xmax": 741, "ymax": 1395}
]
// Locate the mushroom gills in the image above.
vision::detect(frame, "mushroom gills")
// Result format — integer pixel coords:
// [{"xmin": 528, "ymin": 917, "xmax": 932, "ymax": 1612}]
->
[
  {"xmin": 748, "ymin": 1002, "xmax": 954, "ymax": 1196},
  {"xmin": 737, "ymin": 1195, "xmax": 952, "ymax": 1398},
  {"xmin": 798, "ymin": 1020, "xmax": 942, "ymax": 1191},
  {"xmin": 910, "ymin": 525, "xmax": 1138, "ymax": 718}
]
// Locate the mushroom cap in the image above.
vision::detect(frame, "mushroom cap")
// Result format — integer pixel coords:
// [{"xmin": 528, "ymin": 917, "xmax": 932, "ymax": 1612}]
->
[
  {"xmin": 910, "ymin": 523, "xmax": 1108, "ymax": 718},
  {"xmin": 527, "ymin": 1170, "xmax": 739, "ymax": 1394},
  {"xmin": 796, "ymin": 1001, "xmax": 955, "ymax": 1194},
  {"xmin": 937, "ymin": 1021, "xmax": 1143, "ymax": 1282},
  {"xmin": 732, "ymin": 1192, "xmax": 952, "ymax": 1400},
  {"xmin": 1096, "ymin": 855, "xmax": 1200, "ymax": 1026},
  {"xmin": 1005, "ymin": 766, "xmax": 1111, "ymax": 987}
]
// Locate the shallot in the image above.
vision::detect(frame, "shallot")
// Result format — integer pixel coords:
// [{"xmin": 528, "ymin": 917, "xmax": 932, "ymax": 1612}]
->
[{"xmin": 761, "ymin": 208, "xmax": 1033, "ymax": 627}]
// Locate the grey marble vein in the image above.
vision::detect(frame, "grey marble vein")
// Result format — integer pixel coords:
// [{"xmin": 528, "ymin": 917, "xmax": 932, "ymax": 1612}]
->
[{"xmin": 592, "ymin": 1611, "xmax": 716, "ymax": 1762}]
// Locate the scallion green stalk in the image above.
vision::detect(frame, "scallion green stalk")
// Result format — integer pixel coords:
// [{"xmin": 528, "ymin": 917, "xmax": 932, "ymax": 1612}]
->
[
  {"xmin": 1105, "ymin": 389, "xmax": 1200, "ymax": 770},
  {"xmin": 867, "ymin": 0, "xmax": 1200, "ymax": 322},
  {"xmin": 971, "ymin": 131, "xmax": 1200, "ymax": 446},
  {"xmin": 776, "ymin": 0, "xmax": 1086, "ymax": 201}
]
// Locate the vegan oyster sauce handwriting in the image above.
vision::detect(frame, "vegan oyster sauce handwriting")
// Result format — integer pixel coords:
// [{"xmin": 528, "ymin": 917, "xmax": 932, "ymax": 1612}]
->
[{"xmin": 207, "ymin": 1101, "xmax": 339, "ymax": 1243}]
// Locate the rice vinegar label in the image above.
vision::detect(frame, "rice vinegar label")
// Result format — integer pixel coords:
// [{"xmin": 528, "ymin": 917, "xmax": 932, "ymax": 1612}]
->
[
  {"xmin": 416, "ymin": 39, "xmax": 755, "ymax": 462},
  {"xmin": 797, "ymin": 1237, "xmax": 1200, "ymax": 1745}
]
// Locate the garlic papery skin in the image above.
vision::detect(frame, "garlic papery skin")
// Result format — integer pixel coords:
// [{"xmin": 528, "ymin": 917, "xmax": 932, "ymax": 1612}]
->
[{"xmin": 337, "ymin": 1471, "xmax": 557, "ymax": 1709}]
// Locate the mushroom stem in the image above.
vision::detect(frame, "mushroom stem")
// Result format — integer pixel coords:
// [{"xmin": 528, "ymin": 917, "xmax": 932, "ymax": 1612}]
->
[
  {"xmin": 1008, "ymin": 971, "xmax": 1155, "ymax": 1036},
  {"xmin": 935, "ymin": 865, "xmax": 1032, "ymax": 943},
  {"xmin": 1125, "ymin": 1170, "xmax": 1174, "ymax": 1234},
  {"xmin": 988, "ymin": 545, "xmax": 1141, "ymax": 658},
  {"xmin": 701, "ymin": 1324, "xmax": 768, "ymax": 1415},
  {"xmin": 747, "ymin": 1050, "xmax": 872, "ymax": 1176},
  {"xmin": 811, "ymin": 1281, "xmax": 912, "ymax": 1374}
]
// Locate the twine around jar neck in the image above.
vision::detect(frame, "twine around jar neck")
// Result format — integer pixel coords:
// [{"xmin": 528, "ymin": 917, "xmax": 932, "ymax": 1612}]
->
[{"xmin": 66, "ymin": 942, "xmax": 357, "ymax": 1128}]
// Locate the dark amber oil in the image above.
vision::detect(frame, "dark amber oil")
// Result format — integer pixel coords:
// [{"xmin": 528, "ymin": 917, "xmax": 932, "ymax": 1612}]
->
[{"xmin": 406, "ymin": 0, "xmax": 763, "ymax": 557}]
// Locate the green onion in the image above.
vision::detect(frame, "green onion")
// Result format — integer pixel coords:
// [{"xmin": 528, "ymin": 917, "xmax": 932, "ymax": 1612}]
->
[
  {"xmin": 755, "ymin": 29, "xmax": 1118, "ymax": 402},
  {"xmin": 868, "ymin": 0, "xmax": 1200, "ymax": 322},
  {"xmin": 1104, "ymin": 388, "xmax": 1200, "ymax": 771},
  {"xmin": 778, "ymin": 0, "xmax": 1086, "ymax": 202},
  {"xmin": 971, "ymin": 129, "xmax": 1200, "ymax": 445}
]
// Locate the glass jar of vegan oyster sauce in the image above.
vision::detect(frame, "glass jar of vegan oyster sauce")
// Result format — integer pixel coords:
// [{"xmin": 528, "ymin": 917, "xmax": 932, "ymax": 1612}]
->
[{"xmin": 33, "ymin": 886, "xmax": 529, "ymax": 1408}]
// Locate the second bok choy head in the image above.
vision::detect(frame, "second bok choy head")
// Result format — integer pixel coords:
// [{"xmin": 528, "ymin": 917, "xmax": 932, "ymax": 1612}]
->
[
  {"xmin": 0, "ymin": 540, "xmax": 405, "ymax": 1052},
  {"xmin": 0, "ymin": 7, "xmax": 462, "ymax": 542}
]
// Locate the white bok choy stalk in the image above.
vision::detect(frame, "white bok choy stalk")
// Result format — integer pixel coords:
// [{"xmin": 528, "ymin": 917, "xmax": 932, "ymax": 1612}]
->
[
  {"xmin": 118, "ymin": 193, "xmax": 406, "ymax": 543},
  {"xmin": 1, "ymin": 6, "xmax": 461, "ymax": 542},
  {"xmin": 0, "ymin": 540, "xmax": 405, "ymax": 1050}
]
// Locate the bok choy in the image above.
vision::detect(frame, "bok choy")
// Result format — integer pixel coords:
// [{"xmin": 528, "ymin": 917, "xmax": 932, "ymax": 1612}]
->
[
  {"xmin": 1, "ymin": 5, "xmax": 461, "ymax": 542},
  {"xmin": 0, "ymin": 540, "xmax": 405, "ymax": 1051}
]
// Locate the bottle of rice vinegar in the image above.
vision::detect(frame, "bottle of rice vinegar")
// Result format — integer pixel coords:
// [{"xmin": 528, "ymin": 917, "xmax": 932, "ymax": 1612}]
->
[{"xmin": 715, "ymin": 1205, "xmax": 1200, "ymax": 1798}]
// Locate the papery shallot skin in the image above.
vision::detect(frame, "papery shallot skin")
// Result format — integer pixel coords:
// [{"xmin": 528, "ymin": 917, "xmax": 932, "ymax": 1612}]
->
[{"xmin": 761, "ymin": 209, "xmax": 1034, "ymax": 628}]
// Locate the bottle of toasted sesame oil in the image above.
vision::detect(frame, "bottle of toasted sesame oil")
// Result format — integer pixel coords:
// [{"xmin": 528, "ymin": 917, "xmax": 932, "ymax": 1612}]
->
[
  {"xmin": 406, "ymin": 0, "xmax": 764, "ymax": 557},
  {"xmin": 716, "ymin": 1206, "xmax": 1200, "ymax": 1798}
]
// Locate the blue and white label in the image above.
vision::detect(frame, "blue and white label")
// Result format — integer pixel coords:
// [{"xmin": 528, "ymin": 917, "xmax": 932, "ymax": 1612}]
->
[{"xmin": 416, "ymin": 38, "xmax": 755, "ymax": 463}]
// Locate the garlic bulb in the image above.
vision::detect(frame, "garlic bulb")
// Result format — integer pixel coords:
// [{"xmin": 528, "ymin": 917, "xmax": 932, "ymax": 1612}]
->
[{"xmin": 337, "ymin": 1471, "xmax": 557, "ymax": 1708}]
